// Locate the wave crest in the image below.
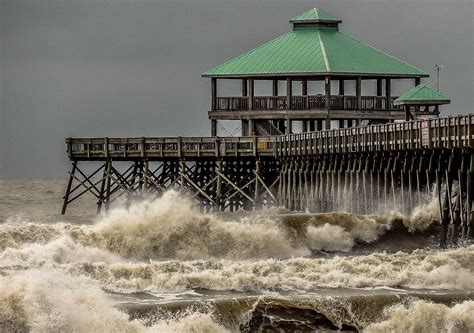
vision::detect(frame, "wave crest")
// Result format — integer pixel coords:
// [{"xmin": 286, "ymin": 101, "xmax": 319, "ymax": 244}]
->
[{"xmin": 365, "ymin": 300, "xmax": 474, "ymax": 333}]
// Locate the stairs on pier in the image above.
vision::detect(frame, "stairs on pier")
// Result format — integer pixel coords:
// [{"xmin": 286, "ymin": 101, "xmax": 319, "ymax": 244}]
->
[{"xmin": 254, "ymin": 120, "xmax": 284, "ymax": 136}]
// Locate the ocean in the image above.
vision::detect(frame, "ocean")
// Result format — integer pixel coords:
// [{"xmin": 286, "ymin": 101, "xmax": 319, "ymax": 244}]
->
[{"xmin": 0, "ymin": 179, "xmax": 473, "ymax": 332}]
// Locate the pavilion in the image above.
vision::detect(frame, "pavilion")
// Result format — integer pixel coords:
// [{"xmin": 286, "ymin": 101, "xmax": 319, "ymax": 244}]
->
[
  {"xmin": 203, "ymin": 8, "xmax": 439, "ymax": 136},
  {"xmin": 394, "ymin": 84, "xmax": 450, "ymax": 120}
]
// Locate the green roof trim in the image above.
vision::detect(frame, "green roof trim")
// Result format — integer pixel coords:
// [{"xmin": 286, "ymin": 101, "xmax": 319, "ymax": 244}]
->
[
  {"xmin": 290, "ymin": 8, "xmax": 341, "ymax": 23},
  {"xmin": 202, "ymin": 20, "xmax": 428, "ymax": 77},
  {"xmin": 394, "ymin": 84, "xmax": 450, "ymax": 105}
]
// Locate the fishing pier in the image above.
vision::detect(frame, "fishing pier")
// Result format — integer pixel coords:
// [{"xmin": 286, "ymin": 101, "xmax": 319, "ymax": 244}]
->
[
  {"xmin": 62, "ymin": 9, "xmax": 473, "ymax": 246},
  {"xmin": 63, "ymin": 115, "xmax": 474, "ymax": 245}
]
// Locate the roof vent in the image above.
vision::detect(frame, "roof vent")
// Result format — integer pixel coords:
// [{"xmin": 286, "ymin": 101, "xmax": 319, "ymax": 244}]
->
[{"xmin": 290, "ymin": 8, "xmax": 341, "ymax": 30}]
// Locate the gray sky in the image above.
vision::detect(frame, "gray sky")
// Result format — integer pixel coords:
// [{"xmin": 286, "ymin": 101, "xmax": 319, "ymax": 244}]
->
[{"xmin": 1, "ymin": 0, "xmax": 473, "ymax": 178}]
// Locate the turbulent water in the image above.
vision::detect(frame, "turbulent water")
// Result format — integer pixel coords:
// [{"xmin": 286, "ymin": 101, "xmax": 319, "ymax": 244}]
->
[{"xmin": 0, "ymin": 179, "xmax": 473, "ymax": 332}]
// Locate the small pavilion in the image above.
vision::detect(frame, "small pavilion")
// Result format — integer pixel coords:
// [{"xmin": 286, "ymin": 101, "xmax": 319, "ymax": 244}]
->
[
  {"xmin": 203, "ymin": 8, "xmax": 438, "ymax": 136},
  {"xmin": 394, "ymin": 84, "xmax": 450, "ymax": 120}
]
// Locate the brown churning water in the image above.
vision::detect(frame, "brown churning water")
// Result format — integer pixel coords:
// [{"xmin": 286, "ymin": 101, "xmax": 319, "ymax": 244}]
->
[{"xmin": 0, "ymin": 180, "xmax": 473, "ymax": 332}]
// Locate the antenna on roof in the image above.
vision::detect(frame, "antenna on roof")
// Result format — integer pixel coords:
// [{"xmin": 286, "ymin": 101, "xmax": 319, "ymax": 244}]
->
[{"xmin": 435, "ymin": 64, "xmax": 444, "ymax": 92}]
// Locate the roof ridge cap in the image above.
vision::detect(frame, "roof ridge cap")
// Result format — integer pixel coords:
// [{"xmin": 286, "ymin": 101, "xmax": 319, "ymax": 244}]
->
[
  {"xmin": 317, "ymin": 29, "xmax": 331, "ymax": 72},
  {"xmin": 313, "ymin": 8, "xmax": 318, "ymax": 18}
]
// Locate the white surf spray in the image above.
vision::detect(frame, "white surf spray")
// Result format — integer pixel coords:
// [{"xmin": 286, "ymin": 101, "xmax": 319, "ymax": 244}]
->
[
  {"xmin": 365, "ymin": 300, "xmax": 474, "ymax": 333},
  {"xmin": 63, "ymin": 245, "xmax": 474, "ymax": 293},
  {"xmin": 305, "ymin": 224, "xmax": 355, "ymax": 251},
  {"xmin": 94, "ymin": 191, "xmax": 309, "ymax": 260},
  {"xmin": 1, "ymin": 191, "xmax": 420, "ymax": 261},
  {"xmin": 0, "ymin": 183, "xmax": 471, "ymax": 332},
  {"xmin": 403, "ymin": 196, "xmax": 441, "ymax": 232},
  {"xmin": 0, "ymin": 269, "xmax": 230, "ymax": 333}
]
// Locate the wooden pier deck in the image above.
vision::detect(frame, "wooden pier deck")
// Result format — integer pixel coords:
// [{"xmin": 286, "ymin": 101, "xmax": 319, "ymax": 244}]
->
[
  {"xmin": 63, "ymin": 114, "xmax": 474, "ymax": 246},
  {"xmin": 67, "ymin": 115, "xmax": 473, "ymax": 160}
]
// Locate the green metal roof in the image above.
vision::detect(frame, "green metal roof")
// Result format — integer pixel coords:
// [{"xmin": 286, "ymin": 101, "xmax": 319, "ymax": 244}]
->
[
  {"xmin": 290, "ymin": 8, "xmax": 341, "ymax": 23},
  {"xmin": 202, "ymin": 10, "xmax": 428, "ymax": 78},
  {"xmin": 394, "ymin": 84, "xmax": 450, "ymax": 105}
]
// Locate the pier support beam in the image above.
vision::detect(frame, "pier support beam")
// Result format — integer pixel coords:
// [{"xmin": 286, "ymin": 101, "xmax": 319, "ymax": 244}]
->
[
  {"xmin": 385, "ymin": 79, "xmax": 392, "ymax": 110},
  {"xmin": 302, "ymin": 121, "xmax": 308, "ymax": 133},
  {"xmin": 286, "ymin": 78, "xmax": 292, "ymax": 111},
  {"xmin": 249, "ymin": 79, "xmax": 254, "ymax": 111},
  {"xmin": 61, "ymin": 161, "xmax": 77, "ymax": 215},
  {"xmin": 211, "ymin": 120, "xmax": 217, "ymax": 137},
  {"xmin": 316, "ymin": 120, "xmax": 323, "ymax": 131},
  {"xmin": 467, "ymin": 152, "xmax": 474, "ymax": 239},
  {"xmin": 339, "ymin": 79, "xmax": 344, "ymax": 95},
  {"xmin": 356, "ymin": 77, "xmax": 362, "ymax": 111},
  {"xmin": 254, "ymin": 159, "xmax": 261, "ymax": 208},
  {"xmin": 325, "ymin": 76, "xmax": 331, "ymax": 129},
  {"xmin": 216, "ymin": 161, "xmax": 223, "ymax": 212},
  {"xmin": 286, "ymin": 119, "xmax": 293, "ymax": 134}
]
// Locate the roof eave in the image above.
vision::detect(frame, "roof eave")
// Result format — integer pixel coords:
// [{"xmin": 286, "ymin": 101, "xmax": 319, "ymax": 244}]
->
[
  {"xmin": 394, "ymin": 99, "xmax": 451, "ymax": 106},
  {"xmin": 202, "ymin": 72, "xmax": 429, "ymax": 79},
  {"xmin": 289, "ymin": 19, "xmax": 342, "ymax": 24}
]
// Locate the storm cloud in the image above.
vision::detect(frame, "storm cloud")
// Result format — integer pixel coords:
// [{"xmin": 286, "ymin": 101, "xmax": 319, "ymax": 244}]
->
[{"xmin": 0, "ymin": 0, "xmax": 472, "ymax": 178}]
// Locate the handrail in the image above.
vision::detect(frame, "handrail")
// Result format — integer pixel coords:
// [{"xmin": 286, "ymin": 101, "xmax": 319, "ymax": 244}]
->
[
  {"xmin": 216, "ymin": 97, "xmax": 248, "ymax": 111},
  {"xmin": 253, "ymin": 96, "xmax": 287, "ymax": 110},
  {"xmin": 67, "ymin": 136, "xmax": 276, "ymax": 159},
  {"xmin": 67, "ymin": 114, "xmax": 473, "ymax": 160},
  {"xmin": 214, "ymin": 95, "xmax": 403, "ymax": 111}
]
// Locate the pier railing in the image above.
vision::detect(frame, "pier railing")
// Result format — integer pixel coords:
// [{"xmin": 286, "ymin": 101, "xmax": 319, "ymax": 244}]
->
[
  {"xmin": 215, "ymin": 95, "xmax": 402, "ymax": 111},
  {"xmin": 67, "ymin": 114, "xmax": 473, "ymax": 160},
  {"xmin": 277, "ymin": 115, "xmax": 473, "ymax": 156},
  {"xmin": 67, "ymin": 136, "xmax": 276, "ymax": 160}
]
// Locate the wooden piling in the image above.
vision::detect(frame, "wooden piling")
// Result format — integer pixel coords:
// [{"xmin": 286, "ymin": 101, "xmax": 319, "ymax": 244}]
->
[
  {"xmin": 105, "ymin": 160, "xmax": 112, "ymax": 211},
  {"xmin": 61, "ymin": 161, "xmax": 77, "ymax": 215}
]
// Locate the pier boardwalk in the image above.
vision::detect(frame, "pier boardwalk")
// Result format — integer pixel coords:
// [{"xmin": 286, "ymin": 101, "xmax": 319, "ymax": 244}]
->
[
  {"xmin": 63, "ymin": 115, "xmax": 474, "ymax": 246},
  {"xmin": 63, "ymin": 8, "xmax": 472, "ymax": 246}
]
